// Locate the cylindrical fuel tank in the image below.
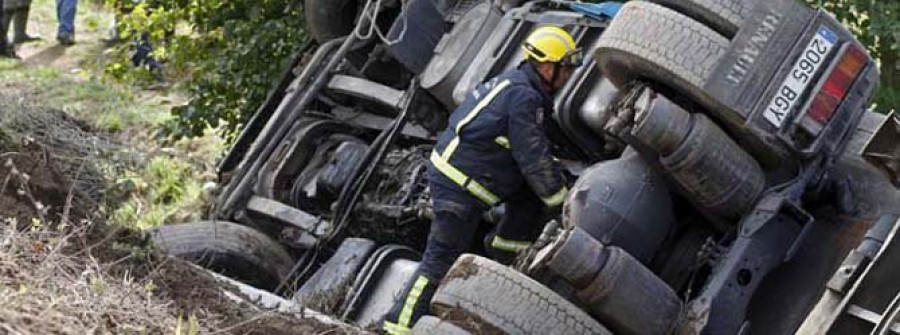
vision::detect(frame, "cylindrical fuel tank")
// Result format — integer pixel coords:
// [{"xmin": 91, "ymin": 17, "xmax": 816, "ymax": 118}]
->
[
  {"xmin": 577, "ymin": 246, "xmax": 683, "ymax": 335},
  {"xmin": 564, "ymin": 148, "xmax": 674, "ymax": 263},
  {"xmin": 420, "ymin": 2, "xmax": 501, "ymax": 108},
  {"xmin": 632, "ymin": 91, "xmax": 766, "ymax": 220},
  {"xmin": 541, "ymin": 227, "xmax": 683, "ymax": 335}
]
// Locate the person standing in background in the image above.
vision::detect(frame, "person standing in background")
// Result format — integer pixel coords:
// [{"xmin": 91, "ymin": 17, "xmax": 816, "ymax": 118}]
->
[
  {"xmin": 0, "ymin": 0, "xmax": 14, "ymax": 58},
  {"xmin": 3, "ymin": 0, "xmax": 39, "ymax": 58},
  {"xmin": 56, "ymin": 0, "xmax": 77, "ymax": 45},
  {"xmin": 10, "ymin": 0, "xmax": 39, "ymax": 44}
]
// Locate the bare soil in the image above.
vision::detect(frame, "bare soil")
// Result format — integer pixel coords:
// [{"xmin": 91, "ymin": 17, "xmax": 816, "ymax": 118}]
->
[{"xmin": 0, "ymin": 93, "xmax": 348, "ymax": 334}]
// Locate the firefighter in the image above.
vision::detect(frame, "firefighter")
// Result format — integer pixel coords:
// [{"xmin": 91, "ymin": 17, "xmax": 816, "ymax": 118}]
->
[{"xmin": 382, "ymin": 26, "xmax": 582, "ymax": 334}]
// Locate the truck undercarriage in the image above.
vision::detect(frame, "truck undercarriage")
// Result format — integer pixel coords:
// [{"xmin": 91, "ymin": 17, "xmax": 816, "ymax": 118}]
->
[{"xmin": 152, "ymin": 0, "xmax": 900, "ymax": 333}]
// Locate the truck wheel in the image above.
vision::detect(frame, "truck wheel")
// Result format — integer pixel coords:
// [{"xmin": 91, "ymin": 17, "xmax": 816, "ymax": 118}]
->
[
  {"xmin": 595, "ymin": 1, "xmax": 729, "ymax": 111},
  {"xmin": 412, "ymin": 316, "xmax": 472, "ymax": 335},
  {"xmin": 151, "ymin": 221, "xmax": 295, "ymax": 291},
  {"xmin": 430, "ymin": 254, "xmax": 611, "ymax": 335},
  {"xmin": 304, "ymin": 0, "xmax": 361, "ymax": 42},
  {"xmin": 647, "ymin": 0, "xmax": 754, "ymax": 38}
]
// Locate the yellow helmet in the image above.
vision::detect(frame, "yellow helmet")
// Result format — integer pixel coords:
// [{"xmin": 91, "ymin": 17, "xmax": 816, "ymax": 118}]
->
[{"xmin": 522, "ymin": 26, "xmax": 583, "ymax": 66}]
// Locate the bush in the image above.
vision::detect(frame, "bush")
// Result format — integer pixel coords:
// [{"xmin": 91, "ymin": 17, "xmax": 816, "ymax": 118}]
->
[
  {"xmin": 111, "ymin": 0, "xmax": 897, "ymax": 144},
  {"xmin": 808, "ymin": 0, "xmax": 900, "ymax": 110},
  {"xmin": 109, "ymin": 0, "xmax": 310, "ymax": 141}
]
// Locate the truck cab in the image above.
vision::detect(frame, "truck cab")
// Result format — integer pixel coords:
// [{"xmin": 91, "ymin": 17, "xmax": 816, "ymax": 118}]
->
[{"xmin": 153, "ymin": 0, "xmax": 900, "ymax": 333}]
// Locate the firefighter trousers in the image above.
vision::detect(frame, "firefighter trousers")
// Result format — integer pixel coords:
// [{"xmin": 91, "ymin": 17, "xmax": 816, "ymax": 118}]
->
[{"xmin": 382, "ymin": 176, "xmax": 545, "ymax": 334}]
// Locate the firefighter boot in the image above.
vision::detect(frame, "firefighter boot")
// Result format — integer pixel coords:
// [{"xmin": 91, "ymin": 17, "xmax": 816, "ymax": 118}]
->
[{"xmin": 382, "ymin": 273, "xmax": 439, "ymax": 334}]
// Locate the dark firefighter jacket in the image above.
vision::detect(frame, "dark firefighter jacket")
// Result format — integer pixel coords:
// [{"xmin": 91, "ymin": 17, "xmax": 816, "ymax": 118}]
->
[{"xmin": 429, "ymin": 62, "xmax": 568, "ymax": 207}]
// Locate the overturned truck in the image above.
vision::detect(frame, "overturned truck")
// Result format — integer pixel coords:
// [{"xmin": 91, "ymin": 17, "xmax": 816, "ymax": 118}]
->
[{"xmin": 153, "ymin": 0, "xmax": 900, "ymax": 333}]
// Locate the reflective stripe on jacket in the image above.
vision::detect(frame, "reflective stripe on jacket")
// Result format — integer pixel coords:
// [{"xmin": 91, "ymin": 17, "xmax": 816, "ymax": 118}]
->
[{"xmin": 430, "ymin": 62, "xmax": 568, "ymax": 207}]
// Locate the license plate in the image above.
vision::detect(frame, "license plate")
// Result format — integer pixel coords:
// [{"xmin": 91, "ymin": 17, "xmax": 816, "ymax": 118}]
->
[{"xmin": 763, "ymin": 26, "xmax": 838, "ymax": 128}]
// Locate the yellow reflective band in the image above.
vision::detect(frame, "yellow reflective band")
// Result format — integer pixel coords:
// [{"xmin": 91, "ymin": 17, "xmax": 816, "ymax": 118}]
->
[
  {"xmin": 398, "ymin": 276, "xmax": 429, "ymax": 328},
  {"xmin": 491, "ymin": 236, "xmax": 532, "ymax": 252},
  {"xmin": 442, "ymin": 137, "xmax": 460, "ymax": 160},
  {"xmin": 430, "ymin": 151, "xmax": 501, "ymax": 206},
  {"xmin": 432, "ymin": 80, "xmax": 511, "ymax": 206},
  {"xmin": 541, "ymin": 185, "xmax": 569, "ymax": 208},
  {"xmin": 383, "ymin": 321, "xmax": 411, "ymax": 335},
  {"xmin": 456, "ymin": 80, "xmax": 512, "ymax": 134},
  {"xmin": 441, "ymin": 80, "xmax": 512, "ymax": 160},
  {"xmin": 495, "ymin": 136, "xmax": 511, "ymax": 149}
]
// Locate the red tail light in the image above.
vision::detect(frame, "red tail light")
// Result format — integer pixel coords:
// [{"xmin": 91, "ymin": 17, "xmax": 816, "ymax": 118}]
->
[{"xmin": 803, "ymin": 44, "xmax": 867, "ymax": 134}]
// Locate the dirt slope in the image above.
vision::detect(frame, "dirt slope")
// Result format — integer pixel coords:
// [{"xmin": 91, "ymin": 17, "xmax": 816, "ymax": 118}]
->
[{"xmin": 0, "ymin": 91, "xmax": 351, "ymax": 334}]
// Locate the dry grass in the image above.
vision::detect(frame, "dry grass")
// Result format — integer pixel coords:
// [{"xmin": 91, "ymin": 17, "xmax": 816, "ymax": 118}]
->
[
  {"xmin": 0, "ymin": 92, "xmax": 346, "ymax": 334},
  {"xmin": 0, "ymin": 216, "xmax": 348, "ymax": 334},
  {"xmin": 0, "ymin": 219, "xmax": 185, "ymax": 334},
  {"xmin": 0, "ymin": 3, "xmax": 355, "ymax": 332}
]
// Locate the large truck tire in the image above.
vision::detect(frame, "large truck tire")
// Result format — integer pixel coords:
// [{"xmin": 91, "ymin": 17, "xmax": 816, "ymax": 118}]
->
[
  {"xmin": 412, "ymin": 316, "xmax": 472, "ymax": 335},
  {"xmin": 304, "ymin": 0, "xmax": 360, "ymax": 42},
  {"xmin": 430, "ymin": 254, "xmax": 611, "ymax": 335},
  {"xmin": 151, "ymin": 221, "xmax": 295, "ymax": 291},
  {"xmin": 595, "ymin": 1, "xmax": 729, "ymax": 114},
  {"xmin": 647, "ymin": 0, "xmax": 754, "ymax": 38}
]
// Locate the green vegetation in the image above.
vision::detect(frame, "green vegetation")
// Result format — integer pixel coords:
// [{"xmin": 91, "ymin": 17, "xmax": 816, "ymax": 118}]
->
[
  {"xmin": 1, "ymin": 0, "xmax": 223, "ymax": 233},
  {"xmin": 103, "ymin": 0, "xmax": 898, "ymax": 145},
  {"xmin": 111, "ymin": 155, "xmax": 208, "ymax": 230},
  {"xmin": 0, "ymin": 66, "xmax": 168, "ymax": 132},
  {"xmin": 108, "ymin": 0, "xmax": 310, "ymax": 141},
  {"xmin": 808, "ymin": 0, "xmax": 900, "ymax": 110},
  {"xmin": 0, "ymin": 4, "xmax": 329, "ymax": 333},
  {"xmin": 0, "ymin": 64, "xmax": 219, "ymax": 231}
]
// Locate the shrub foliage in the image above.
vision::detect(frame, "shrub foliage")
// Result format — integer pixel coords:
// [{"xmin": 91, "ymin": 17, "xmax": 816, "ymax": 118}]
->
[
  {"xmin": 112, "ymin": 0, "xmax": 898, "ymax": 143},
  {"xmin": 807, "ymin": 0, "xmax": 900, "ymax": 110},
  {"xmin": 111, "ymin": 0, "xmax": 310, "ymax": 140}
]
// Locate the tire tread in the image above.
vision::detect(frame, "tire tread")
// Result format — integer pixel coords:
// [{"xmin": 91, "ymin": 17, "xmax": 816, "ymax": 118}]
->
[
  {"xmin": 648, "ymin": 0, "xmax": 753, "ymax": 37},
  {"xmin": 152, "ymin": 221, "xmax": 294, "ymax": 283},
  {"xmin": 431, "ymin": 255, "xmax": 610, "ymax": 335},
  {"xmin": 595, "ymin": 2, "xmax": 729, "ymax": 110}
]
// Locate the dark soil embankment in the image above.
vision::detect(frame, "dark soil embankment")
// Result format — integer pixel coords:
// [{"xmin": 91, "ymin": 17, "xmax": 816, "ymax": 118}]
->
[{"xmin": 0, "ymin": 91, "xmax": 346, "ymax": 334}]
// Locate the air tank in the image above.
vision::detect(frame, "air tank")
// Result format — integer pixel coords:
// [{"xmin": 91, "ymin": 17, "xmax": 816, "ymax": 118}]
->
[
  {"xmin": 631, "ymin": 91, "xmax": 766, "ymax": 220},
  {"xmin": 564, "ymin": 148, "xmax": 674, "ymax": 263},
  {"xmin": 536, "ymin": 226, "xmax": 683, "ymax": 335}
]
